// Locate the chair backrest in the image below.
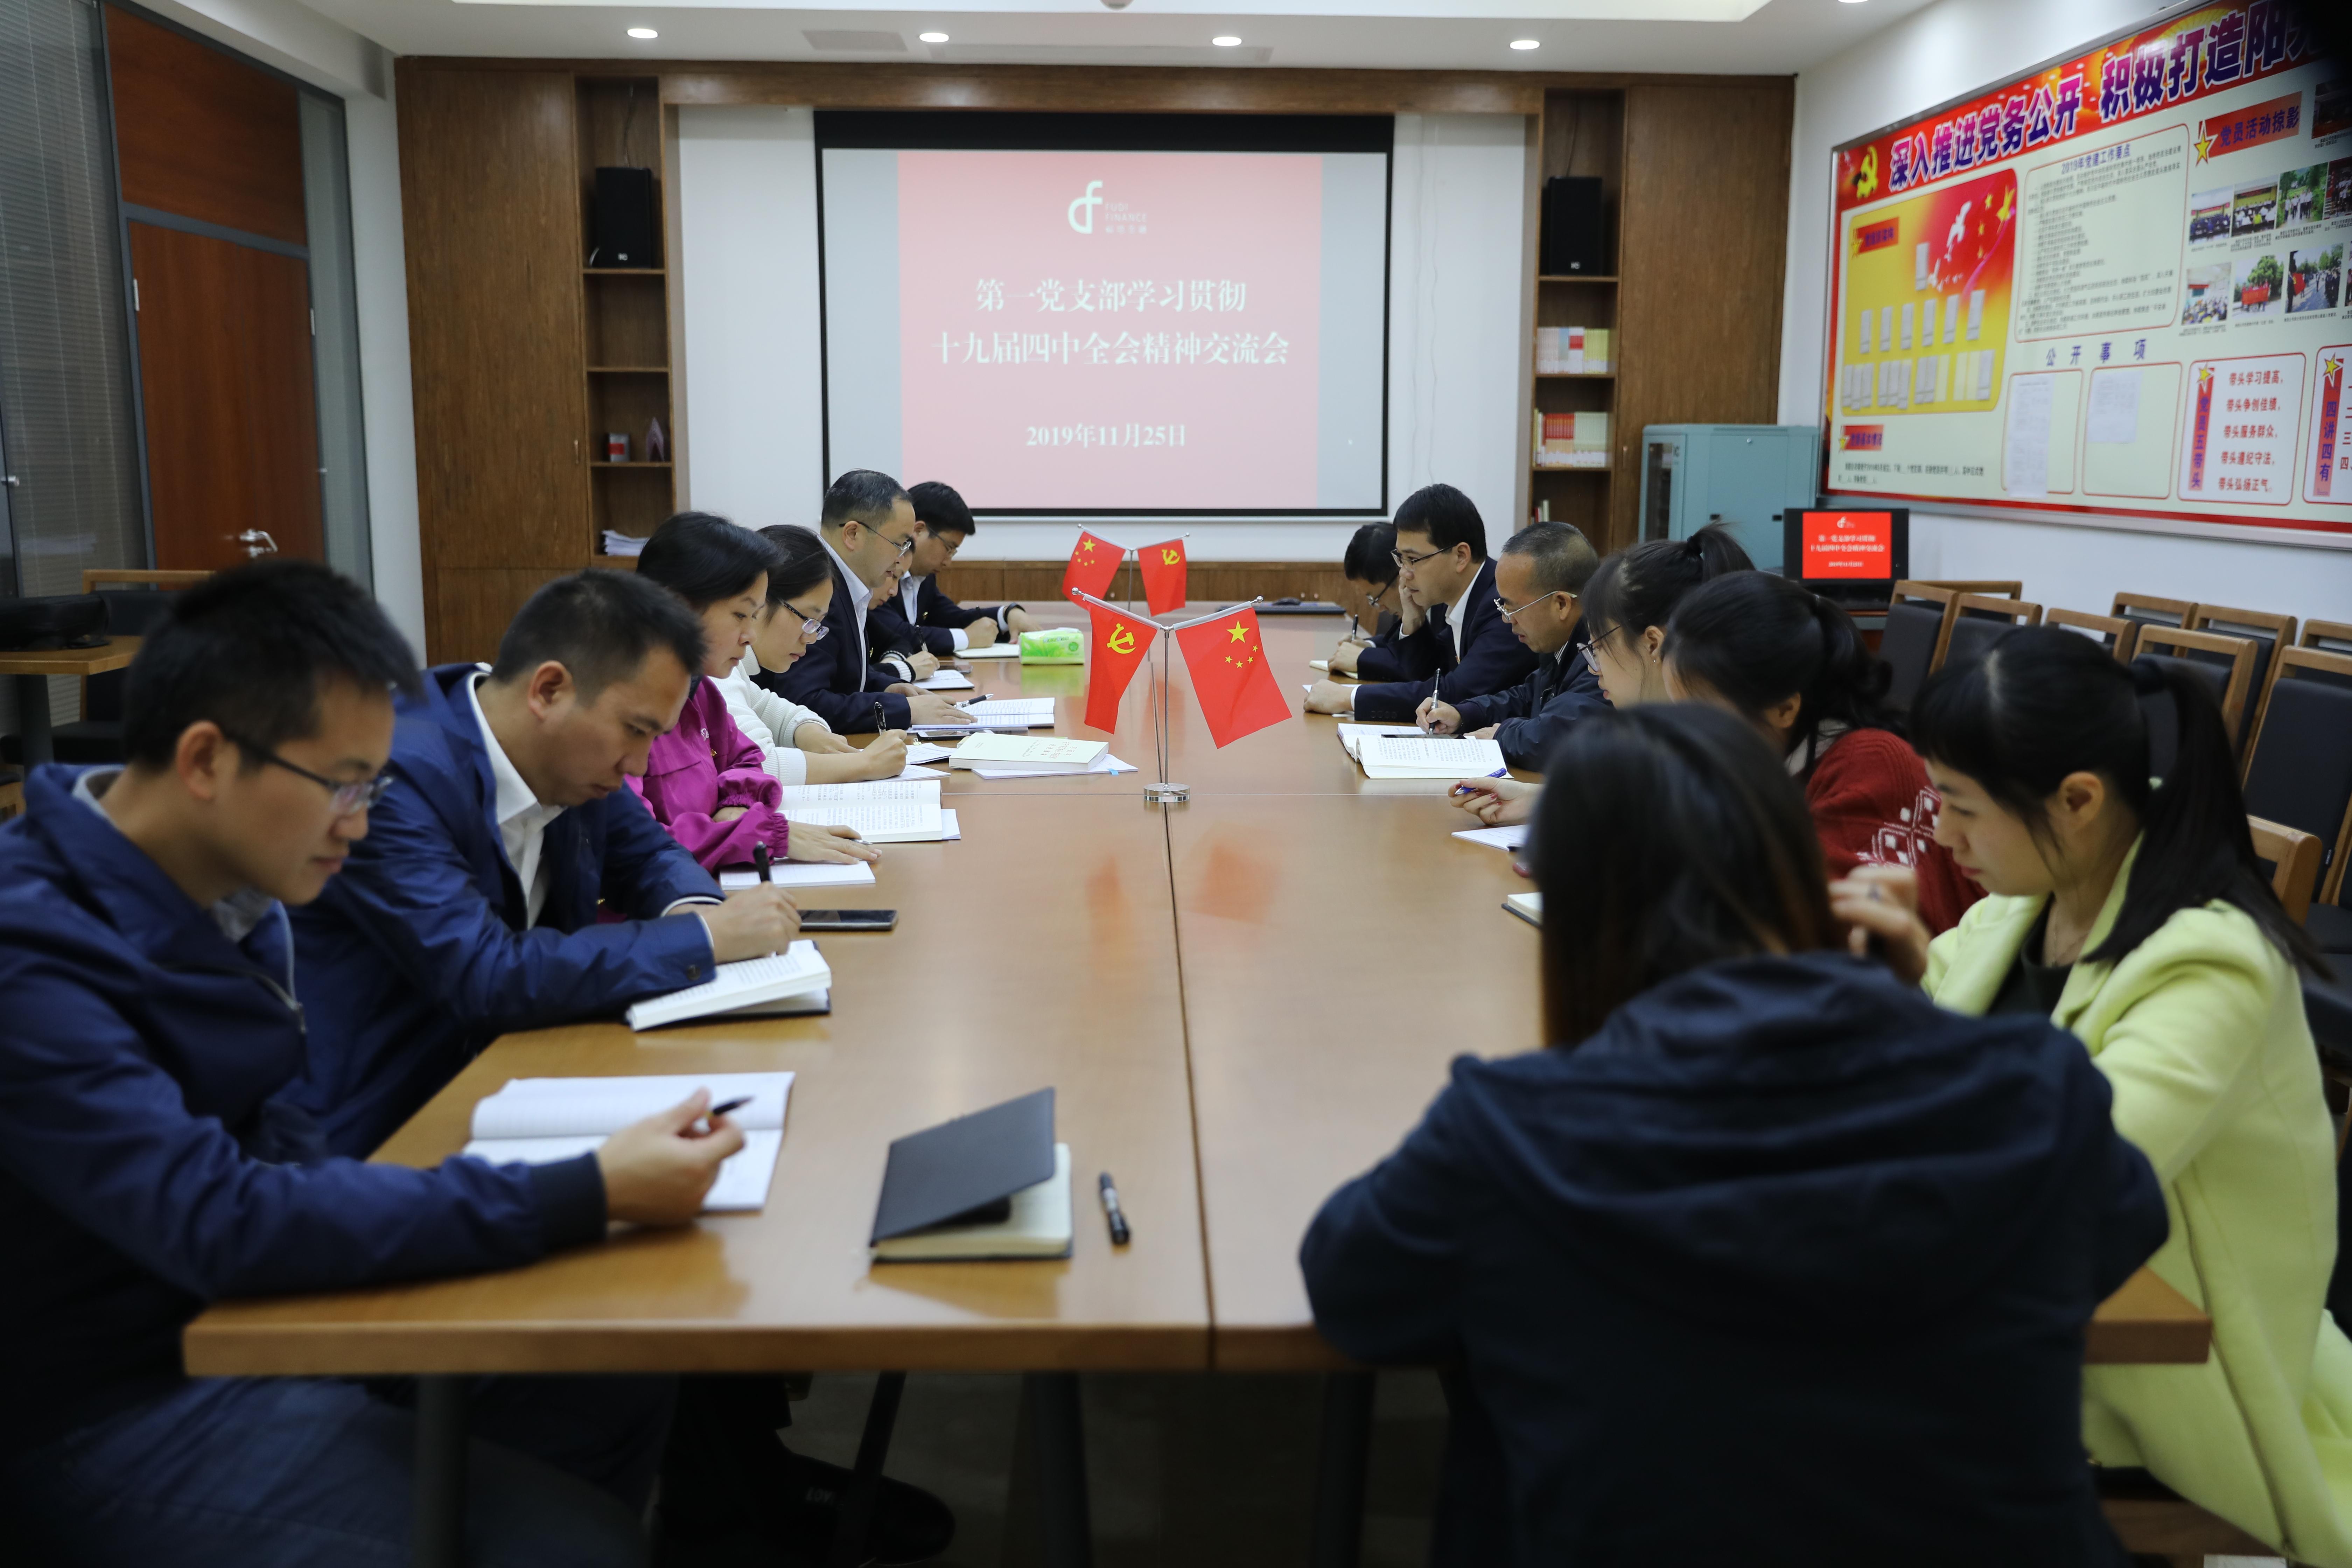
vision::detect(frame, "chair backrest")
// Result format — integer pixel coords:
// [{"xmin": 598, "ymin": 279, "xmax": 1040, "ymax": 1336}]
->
[
  {"xmin": 2243, "ymin": 646, "xmax": 2352, "ymax": 910},
  {"xmin": 2301, "ymin": 620, "xmax": 2352, "ymax": 681},
  {"xmin": 2047, "ymin": 608, "xmax": 2140, "ymax": 662},
  {"xmin": 2190, "ymin": 603, "xmax": 2297, "ymax": 754},
  {"xmin": 2249, "ymin": 816, "xmax": 2323, "ymax": 925},
  {"xmin": 80, "ymin": 569, "xmax": 211, "ymax": 593},
  {"xmin": 1882, "ymin": 582, "xmax": 1961, "ymax": 709},
  {"xmin": 1936, "ymin": 593, "xmax": 2044, "ymax": 672},
  {"xmin": 1918, "ymin": 580, "xmax": 2023, "ymax": 598},
  {"xmin": 2112, "ymin": 591, "xmax": 2196, "ymax": 630},
  {"xmin": 2135, "ymin": 625, "xmax": 2258, "ymax": 751}
]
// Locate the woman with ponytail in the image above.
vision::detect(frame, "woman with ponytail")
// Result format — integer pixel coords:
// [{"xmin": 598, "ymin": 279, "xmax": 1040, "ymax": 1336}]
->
[
  {"xmin": 1837, "ymin": 626, "xmax": 2347, "ymax": 1564},
  {"xmin": 1663, "ymin": 572, "xmax": 1981, "ymax": 933}
]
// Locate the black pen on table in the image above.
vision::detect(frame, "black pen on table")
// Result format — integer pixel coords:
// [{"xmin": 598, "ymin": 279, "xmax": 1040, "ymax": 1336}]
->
[
  {"xmin": 752, "ymin": 843, "xmax": 773, "ymax": 883},
  {"xmin": 1098, "ymin": 1171, "xmax": 1131, "ymax": 1246},
  {"xmin": 693, "ymin": 1094, "xmax": 754, "ymax": 1135}
]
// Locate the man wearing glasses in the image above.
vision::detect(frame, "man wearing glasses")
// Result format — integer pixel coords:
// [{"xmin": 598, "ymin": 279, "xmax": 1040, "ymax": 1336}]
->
[
  {"xmin": 1417, "ymin": 523, "xmax": 1609, "ymax": 769},
  {"xmin": 1305, "ymin": 483, "xmax": 1536, "ymax": 722},
  {"xmin": 758, "ymin": 469, "xmax": 976, "ymax": 733}
]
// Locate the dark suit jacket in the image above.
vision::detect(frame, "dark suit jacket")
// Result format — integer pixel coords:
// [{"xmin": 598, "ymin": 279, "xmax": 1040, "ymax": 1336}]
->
[
  {"xmin": 763, "ymin": 553, "xmax": 912, "ymax": 732},
  {"xmin": 1352, "ymin": 560, "xmax": 1539, "ymax": 722},
  {"xmin": 1451, "ymin": 634, "xmax": 1609, "ymax": 771},
  {"xmin": 1352, "ymin": 612, "xmax": 1409, "ymax": 682},
  {"xmin": 868, "ymin": 575, "xmax": 1015, "ymax": 659},
  {"xmin": 288, "ymin": 663, "xmax": 721, "ymax": 1156}
]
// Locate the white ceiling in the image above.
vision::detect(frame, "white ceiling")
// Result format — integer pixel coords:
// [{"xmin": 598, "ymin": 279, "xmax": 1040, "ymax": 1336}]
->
[{"xmin": 305, "ymin": 0, "xmax": 1939, "ymax": 74}]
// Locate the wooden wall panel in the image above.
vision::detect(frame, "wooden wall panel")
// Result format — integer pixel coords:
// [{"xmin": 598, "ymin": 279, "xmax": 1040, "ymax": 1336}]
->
[
  {"xmin": 105, "ymin": 5, "xmax": 305, "ymax": 244},
  {"xmin": 128, "ymin": 223, "xmax": 323, "ymax": 571},
  {"xmin": 1611, "ymin": 82, "xmax": 1793, "ymax": 548},
  {"xmin": 396, "ymin": 65, "xmax": 591, "ymax": 658},
  {"xmin": 433, "ymin": 568, "xmax": 575, "ymax": 668}
]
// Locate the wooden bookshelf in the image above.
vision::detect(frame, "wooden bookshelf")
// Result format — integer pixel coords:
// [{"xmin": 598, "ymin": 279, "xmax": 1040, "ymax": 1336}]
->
[
  {"xmin": 578, "ymin": 76, "xmax": 675, "ymax": 555},
  {"xmin": 1526, "ymin": 89, "xmax": 1623, "ymax": 550}
]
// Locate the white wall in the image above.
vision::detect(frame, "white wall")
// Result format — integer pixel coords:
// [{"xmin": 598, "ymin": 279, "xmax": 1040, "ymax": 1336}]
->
[
  {"xmin": 678, "ymin": 107, "xmax": 1529, "ymax": 561},
  {"xmin": 1779, "ymin": 0, "xmax": 2352, "ymax": 624}
]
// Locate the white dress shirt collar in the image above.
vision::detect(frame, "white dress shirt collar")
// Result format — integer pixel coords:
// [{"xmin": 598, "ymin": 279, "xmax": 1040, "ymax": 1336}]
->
[
  {"xmin": 820, "ymin": 537, "xmax": 872, "ymax": 670},
  {"xmin": 1443, "ymin": 570, "xmax": 1481, "ymax": 644},
  {"xmin": 468, "ymin": 669, "xmax": 566, "ymax": 927}
]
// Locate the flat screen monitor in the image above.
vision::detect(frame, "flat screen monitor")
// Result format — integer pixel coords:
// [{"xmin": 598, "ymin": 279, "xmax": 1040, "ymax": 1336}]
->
[{"xmin": 1785, "ymin": 505, "xmax": 1908, "ymax": 597}]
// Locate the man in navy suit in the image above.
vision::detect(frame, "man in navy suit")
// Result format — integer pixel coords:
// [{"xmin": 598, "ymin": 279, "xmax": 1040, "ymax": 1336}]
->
[
  {"xmin": 868, "ymin": 481, "xmax": 1038, "ymax": 658},
  {"xmin": 288, "ymin": 570, "xmax": 802, "ymax": 1158},
  {"xmin": 1305, "ymin": 484, "xmax": 1537, "ymax": 723},
  {"xmin": 1420, "ymin": 522, "xmax": 1609, "ymax": 770},
  {"xmin": 759, "ymin": 471, "xmax": 975, "ymax": 733}
]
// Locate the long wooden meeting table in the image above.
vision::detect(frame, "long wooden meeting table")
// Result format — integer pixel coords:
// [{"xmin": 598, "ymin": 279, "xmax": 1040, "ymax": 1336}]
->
[{"xmin": 184, "ymin": 609, "xmax": 2211, "ymax": 1566}]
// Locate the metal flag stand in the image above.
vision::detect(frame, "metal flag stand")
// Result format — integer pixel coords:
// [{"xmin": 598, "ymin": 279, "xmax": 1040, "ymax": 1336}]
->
[{"xmin": 1071, "ymin": 590, "xmax": 1266, "ymax": 806}]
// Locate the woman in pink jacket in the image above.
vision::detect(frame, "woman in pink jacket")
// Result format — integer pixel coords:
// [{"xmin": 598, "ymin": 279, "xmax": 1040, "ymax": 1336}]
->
[{"xmin": 631, "ymin": 512, "xmax": 877, "ymax": 872}]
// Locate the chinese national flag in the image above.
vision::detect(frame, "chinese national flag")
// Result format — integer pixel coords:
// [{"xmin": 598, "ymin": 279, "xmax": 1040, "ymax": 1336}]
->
[
  {"xmin": 1061, "ymin": 531, "xmax": 1123, "ymax": 603},
  {"xmin": 1175, "ymin": 607, "xmax": 1291, "ymax": 748},
  {"xmin": 1137, "ymin": 538, "xmax": 1188, "ymax": 615},
  {"xmin": 1083, "ymin": 602, "xmax": 1157, "ymax": 733}
]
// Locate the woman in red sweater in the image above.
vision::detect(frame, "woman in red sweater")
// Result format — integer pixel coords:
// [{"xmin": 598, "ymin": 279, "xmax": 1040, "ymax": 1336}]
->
[{"xmin": 1662, "ymin": 572, "xmax": 1982, "ymax": 934}]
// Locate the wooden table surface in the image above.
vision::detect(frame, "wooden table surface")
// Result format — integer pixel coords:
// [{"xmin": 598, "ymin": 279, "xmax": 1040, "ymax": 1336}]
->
[
  {"xmin": 0, "ymin": 635, "xmax": 141, "ymax": 677},
  {"xmin": 184, "ymin": 610, "xmax": 2211, "ymax": 1375}
]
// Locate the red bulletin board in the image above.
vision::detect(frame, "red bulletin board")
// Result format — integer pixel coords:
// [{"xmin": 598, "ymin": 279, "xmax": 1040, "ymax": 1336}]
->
[{"xmin": 1822, "ymin": 4, "xmax": 2352, "ymax": 537}]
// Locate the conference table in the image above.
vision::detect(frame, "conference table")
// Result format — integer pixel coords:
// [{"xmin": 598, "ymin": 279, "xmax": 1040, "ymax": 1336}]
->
[
  {"xmin": 183, "ymin": 607, "xmax": 2211, "ymax": 1567},
  {"xmin": 0, "ymin": 635, "xmax": 140, "ymax": 767}
]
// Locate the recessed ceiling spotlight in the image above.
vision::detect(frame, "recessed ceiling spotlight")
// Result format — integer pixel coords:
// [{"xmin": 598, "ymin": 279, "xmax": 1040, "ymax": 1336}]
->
[
  {"xmin": 1509, "ymin": 38, "xmax": 1540, "ymax": 49},
  {"xmin": 1212, "ymin": 35, "xmax": 1242, "ymax": 47},
  {"xmin": 626, "ymin": 26, "xmax": 658, "ymax": 39},
  {"xmin": 919, "ymin": 31, "xmax": 949, "ymax": 42},
  {"xmin": 1837, "ymin": 0, "xmax": 1868, "ymax": 5}
]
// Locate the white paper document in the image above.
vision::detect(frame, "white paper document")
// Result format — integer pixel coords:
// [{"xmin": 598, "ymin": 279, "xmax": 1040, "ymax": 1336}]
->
[
  {"xmin": 465, "ymin": 1070, "xmax": 795, "ymax": 1212},
  {"xmin": 2003, "ymin": 376, "xmax": 2053, "ymax": 497},
  {"xmin": 720, "ymin": 862, "xmax": 878, "ymax": 891},
  {"xmin": 2086, "ymin": 369, "xmax": 2142, "ymax": 445},
  {"xmin": 1357, "ymin": 734, "xmax": 1508, "ymax": 779},
  {"xmin": 624, "ymin": 943, "xmax": 832, "ymax": 1031},
  {"xmin": 919, "ymin": 669, "xmax": 975, "ymax": 690},
  {"xmin": 956, "ymin": 698, "xmax": 1058, "ymax": 727},
  {"xmin": 779, "ymin": 779, "xmax": 948, "ymax": 842},
  {"xmin": 903, "ymin": 742, "xmax": 954, "ymax": 765},
  {"xmin": 963, "ymin": 753, "xmax": 1136, "ymax": 780},
  {"xmin": 1452, "ymin": 825, "xmax": 1530, "ymax": 851},
  {"xmin": 957, "ymin": 644, "xmax": 1023, "ymax": 660},
  {"xmin": 1336, "ymin": 722, "xmax": 1423, "ymax": 761}
]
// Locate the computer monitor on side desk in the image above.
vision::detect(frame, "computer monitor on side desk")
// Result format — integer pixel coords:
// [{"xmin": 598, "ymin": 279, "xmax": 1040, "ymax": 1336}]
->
[{"xmin": 1783, "ymin": 504, "xmax": 1908, "ymax": 604}]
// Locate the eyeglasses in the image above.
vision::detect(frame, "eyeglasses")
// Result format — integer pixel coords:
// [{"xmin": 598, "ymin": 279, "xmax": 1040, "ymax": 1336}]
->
[
  {"xmin": 1495, "ymin": 589, "xmax": 1574, "ymax": 621},
  {"xmin": 1390, "ymin": 546, "xmax": 1444, "ymax": 571},
  {"xmin": 1580, "ymin": 623, "xmax": 1627, "ymax": 674},
  {"xmin": 782, "ymin": 598, "xmax": 832, "ymax": 643},
  {"xmin": 221, "ymin": 729, "xmax": 392, "ymax": 816},
  {"xmin": 883, "ymin": 531, "xmax": 917, "ymax": 561}
]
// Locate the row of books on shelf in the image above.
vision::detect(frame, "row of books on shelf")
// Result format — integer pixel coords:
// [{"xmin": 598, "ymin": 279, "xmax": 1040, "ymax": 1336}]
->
[
  {"xmin": 1535, "ymin": 326, "xmax": 1611, "ymax": 375},
  {"xmin": 1532, "ymin": 410, "xmax": 1609, "ymax": 468}
]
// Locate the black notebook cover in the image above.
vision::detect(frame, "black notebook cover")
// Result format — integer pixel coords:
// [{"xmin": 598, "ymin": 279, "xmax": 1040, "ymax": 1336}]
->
[{"xmin": 869, "ymin": 1088, "xmax": 1056, "ymax": 1244}]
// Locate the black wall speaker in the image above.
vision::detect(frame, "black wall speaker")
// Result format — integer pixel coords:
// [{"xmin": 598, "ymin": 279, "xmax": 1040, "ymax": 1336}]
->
[
  {"xmin": 592, "ymin": 166, "xmax": 657, "ymax": 268},
  {"xmin": 1541, "ymin": 176, "xmax": 1605, "ymax": 276}
]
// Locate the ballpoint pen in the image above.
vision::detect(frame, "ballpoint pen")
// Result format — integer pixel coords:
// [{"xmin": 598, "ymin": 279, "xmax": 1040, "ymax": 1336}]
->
[
  {"xmin": 1097, "ymin": 1172, "xmax": 1131, "ymax": 1246},
  {"xmin": 752, "ymin": 844, "xmax": 773, "ymax": 883}
]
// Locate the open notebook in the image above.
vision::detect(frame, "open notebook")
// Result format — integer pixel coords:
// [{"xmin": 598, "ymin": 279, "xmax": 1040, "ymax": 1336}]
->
[
  {"xmin": 720, "ymin": 862, "xmax": 876, "ymax": 891},
  {"xmin": 780, "ymin": 779, "xmax": 947, "ymax": 843},
  {"xmin": 463, "ymin": 1071, "xmax": 794, "ymax": 1212},
  {"xmin": 1356, "ymin": 734, "xmax": 1506, "ymax": 780},
  {"xmin": 624, "ymin": 940, "xmax": 831, "ymax": 1030},
  {"xmin": 1335, "ymin": 722, "xmax": 1422, "ymax": 761},
  {"xmin": 957, "ymin": 698, "xmax": 1058, "ymax": 728}
]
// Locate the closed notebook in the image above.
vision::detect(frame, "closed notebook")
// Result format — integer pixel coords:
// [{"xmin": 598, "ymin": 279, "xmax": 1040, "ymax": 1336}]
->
[
  {"xmin": 624, "ymin": 941, "xmax": 831, "ymax": 1030},
  {"xmin": 464, "ymin": 1071, "xmax": 793, "ymax": 1213},
  {"xmin": 870, "ymin": 1087, "xmax": 1068, "ymax": 1260},
  {"xmin": 947, "ymin": 734, "xmax": 1107, "ymax": 774},
  {"xmin": 1504, "ymin": 891, "xmax": 1543, "ymax": 927},
  {"xmin": 1356, "ymin": 734, "xmax": 1507, "ymax": 779}
]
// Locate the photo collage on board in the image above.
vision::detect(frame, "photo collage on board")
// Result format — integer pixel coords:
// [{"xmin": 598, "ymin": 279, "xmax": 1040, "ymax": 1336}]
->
[{"xmin": 2186, "ymin": 73, "xmax": 2348, "ymax": 333}]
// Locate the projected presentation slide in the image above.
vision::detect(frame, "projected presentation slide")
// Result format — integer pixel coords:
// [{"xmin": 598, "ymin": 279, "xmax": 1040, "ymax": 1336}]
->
[{"xmin": 820, "ymin": 117, "xmax": 1390, "ymax": 515}]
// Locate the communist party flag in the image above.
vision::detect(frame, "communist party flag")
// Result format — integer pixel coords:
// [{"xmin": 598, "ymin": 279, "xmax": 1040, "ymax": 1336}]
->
[
  {"xmin": 1061, "ymin": 531, "xmax": 1122, "ymax": 603},
  {"xmin": 1175, "ymin": 606, "xmax": 1290, "ymax": 748},
  {"xmin": 1082, "ymin": 601, "xmax": 1157, "ymax": 733},
  {"xmin": 1137, "ymin": 538, "xmax": 1188, "ymax": 615}
]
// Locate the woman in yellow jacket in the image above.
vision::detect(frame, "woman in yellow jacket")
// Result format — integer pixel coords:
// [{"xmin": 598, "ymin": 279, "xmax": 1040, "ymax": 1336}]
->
[{"xmin": 1837, "ymin": 625, "xmax": 2347, "ymax": 1563}]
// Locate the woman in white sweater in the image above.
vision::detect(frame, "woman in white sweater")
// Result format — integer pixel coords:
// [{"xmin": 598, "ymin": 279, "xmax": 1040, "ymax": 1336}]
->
[{"xmin": 719, "ymin": 526, "xmax": 910, "ymax": 785}]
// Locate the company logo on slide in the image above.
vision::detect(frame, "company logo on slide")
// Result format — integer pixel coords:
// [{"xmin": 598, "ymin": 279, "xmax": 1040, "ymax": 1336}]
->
[{"xmin": 1069, "ymin": 180, "xmax": 1105, "ymax": 233}]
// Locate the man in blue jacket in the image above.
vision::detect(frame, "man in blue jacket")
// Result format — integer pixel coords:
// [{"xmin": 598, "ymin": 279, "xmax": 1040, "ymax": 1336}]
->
[
  {"xmin": 0, "ymin": 561, "xmax": 743, "ymax": 1565},
  {"xmin": 867, "ymin": 481, "xmax": 1036, "ymax": 658},
  {"xmin": 1304, "ymin": 484, "xmax": 1538, "ymax": 722},
  {"xmin": 757, "ymin": 472, "xmax": 976, "ymax": 734},
  {"xmin": 286, "ymin": 569, "xmax": 801, "ymax": 1160},
  {"xmin": 1419, "ymin": 522, "xmax": 1609, "ymax": 770}
]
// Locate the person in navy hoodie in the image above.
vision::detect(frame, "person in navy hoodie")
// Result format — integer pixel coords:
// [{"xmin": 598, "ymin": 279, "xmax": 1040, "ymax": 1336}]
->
[
  {"xmin": 285, "ymin": 569, "xmax": 801, "ymax": 1159},
  {"xmin": 0, "ymin": 561, "xmax": 745, "ymax": 1566},
  {"xmin": 1303, "ymin": 483, "xmax": 1537, "ymax": 721},
  {"xmin": 1302, "ymin": 703, "xmax": 2167, "ymax": 1567}
]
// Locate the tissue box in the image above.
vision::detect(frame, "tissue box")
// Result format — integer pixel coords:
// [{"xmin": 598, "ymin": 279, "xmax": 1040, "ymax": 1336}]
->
[{"xmin": 1019, "ymin": 627, "xmax": 1085, "ymax": 664}]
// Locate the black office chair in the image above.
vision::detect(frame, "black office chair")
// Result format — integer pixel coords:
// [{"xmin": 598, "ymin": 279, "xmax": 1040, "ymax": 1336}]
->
[
  {"xmin": 0, "ymin": 587, "xmax": 181, "ymax": 766},
  {"xmin": 1938, "ymin": 594, "xmax": 2042, "ymax": 673},
  {"xmin": 2189, "ymin": 605, "xmax": 2297, "ymax": 754},
  {"xmin": 1879, "ymin": 582, "xmax": 1956, "ymax": 711},
  {"xmin": 2246, "ymin": 649, "xmax": 2352, "ymax": 958}
]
